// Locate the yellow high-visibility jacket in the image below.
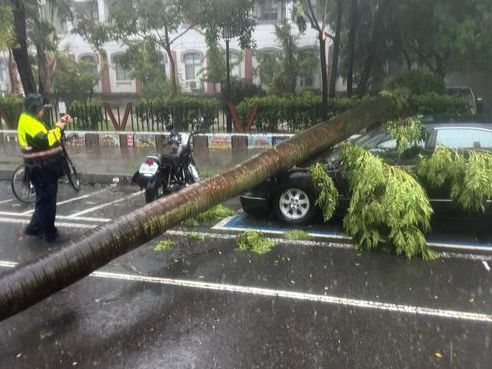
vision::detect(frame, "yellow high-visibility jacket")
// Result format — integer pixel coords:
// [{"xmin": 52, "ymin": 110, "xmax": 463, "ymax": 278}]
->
[{"xmin": 17, "ymin": 112, "xmax": 63, "ymax": 160}]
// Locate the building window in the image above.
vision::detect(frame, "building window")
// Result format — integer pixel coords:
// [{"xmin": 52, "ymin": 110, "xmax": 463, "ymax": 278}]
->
[
  {"xmin": 230, "ymin": 51, "xmax": 242, "ymax": 79},
  {"xmin": 297, "ymin": 48, "xmax": 319, "ymax": 89},
  {"xmin": 112, "ymin": 54, "xmax": 132, "ymax": 81},
  {"xmin": 74, "ymin": 0, "xmax": 99, "ymax": 22},
  {"xmin": 184, "ymin": 52, "xmax": 202, "ymax": 80},
  {"xmin": 258, "ymin": 0, "xmax": 285, "ymax": 22},
  {"xmin": 79, "ymin": 54, "xmax": 98, "ymax": 79}
]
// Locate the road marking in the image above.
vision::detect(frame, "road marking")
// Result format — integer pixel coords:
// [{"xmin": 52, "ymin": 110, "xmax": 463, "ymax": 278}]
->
[
  {"xmin": 0, "ymin": 261, "xmax": 492, "ymax": 323},
  {"xmin": 167, "ymin": 229, "xmax": 492, "ymax": 262},
  {"xmin": 20, "ymin": 185, "xmax": 117, "ymax": 215},
  {"xmin": 214, "ymin": 215, "xmax": 492, "ymax": 254},
  {"xmin": 0, "ymin": 217, "xmax": 96, "ymax": 229},
  {"xmin": 66, "ymin": 190, "xmax": 143, "ymax": 218},
  {"xmin": 1, "ymin": 260, "xmax": 489, "ymax": 324},
  {"xmin": 0, "ymin": 211, "xmax": 110, "ymax": 223},
  {"xmin": 213, "ymin": 215, "xmax": 351, "ymax": 240},
  {"xmin": 0, "ymin": 199, "xmax": 14, "ymax": 205},
  {"xmin": 167, "ymin": 229, "xmax": 353, "ymax": 250},
  {"xmin": 93, "ymin": 271, "xmax": 492, "ymax": 323}
]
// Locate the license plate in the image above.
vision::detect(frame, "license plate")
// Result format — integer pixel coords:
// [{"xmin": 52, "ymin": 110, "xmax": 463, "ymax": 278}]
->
[{"xmin": 139, "ymin": 163, "xmax": 158, "ymax": 176}]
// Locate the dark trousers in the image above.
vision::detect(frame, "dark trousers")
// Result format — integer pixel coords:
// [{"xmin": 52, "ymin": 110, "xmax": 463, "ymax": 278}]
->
[{"xmin": 25, "ymin": 167, "xmax": 59, "ymax": 239}]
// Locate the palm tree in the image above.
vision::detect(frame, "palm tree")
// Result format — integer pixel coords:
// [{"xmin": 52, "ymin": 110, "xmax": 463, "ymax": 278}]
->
[
  {"xmin": 26, "ymin": 0, "xmax": 72, "ymax": 99},
  {"xmin": 4, "ymin": 0, "xmax": 71, "ymax": 97},
  {"xmin": 0, "ymin": 96, "xmax": 401, "ymax": 321},
  {"xmin": 7, "ymin": 0, "xmax": 36, "ymax": 94}
]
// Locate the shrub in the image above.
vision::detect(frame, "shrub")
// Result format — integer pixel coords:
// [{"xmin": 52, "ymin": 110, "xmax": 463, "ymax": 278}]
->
[
  {"xmin": 0, "ymin": 94, "xmax": 23, "ymax": 129},
  {"xmin": 236, "ymin": 93, "xmax": 360, "ymax": 132},
  {"xmin": 68, "ymin": 98, "xmax": 103, "ymax": 131},
  {"xmin": 409, "ymin": 93, "xmax": 470, "ymax": 116},
  {"xmin": 222, "ymin": 79, "xmax": 266, "ymax": 105},
  {"xmin": 135, "ymin": 96, "xmax": 219, "ymax": 132},
  {"xmin": 386, "ymin": 70, "xmax": 445, "ymax": 95}
]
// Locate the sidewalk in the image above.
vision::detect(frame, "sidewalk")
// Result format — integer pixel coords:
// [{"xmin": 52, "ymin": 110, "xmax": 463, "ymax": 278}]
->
[{"xmin": 0, "ymin": 142, "xmax": 265, "ymax": 184}]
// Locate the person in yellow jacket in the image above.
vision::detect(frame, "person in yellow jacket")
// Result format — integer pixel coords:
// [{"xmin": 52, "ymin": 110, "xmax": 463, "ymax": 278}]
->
[{"xmin": 17, "ymin": 94, "xmax": 73, "ymax": 243}]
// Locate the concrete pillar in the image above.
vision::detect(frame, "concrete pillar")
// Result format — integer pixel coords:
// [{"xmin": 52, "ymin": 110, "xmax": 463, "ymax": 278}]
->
[
  {"xmin": 85, "ymin": 133, "xmax": 99, "ymax": 147},
  {"xmin": 99, "ymin": 51, "xmax": 111, "ymax": 94},
  {"xmin": 232, "ymin": 135, "xmax": 248, "ymax": 152}
]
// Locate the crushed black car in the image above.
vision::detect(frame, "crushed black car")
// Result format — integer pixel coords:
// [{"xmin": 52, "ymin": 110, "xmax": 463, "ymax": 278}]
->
[{"xmin": 240, "ymin": 121, "xmax": 492, "ymax": 224}]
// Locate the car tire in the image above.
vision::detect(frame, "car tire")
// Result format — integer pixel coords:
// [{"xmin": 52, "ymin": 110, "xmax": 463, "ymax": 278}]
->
[{"xmin": 274, "ymin": 184, "xmax": 316, "ymax": 225}]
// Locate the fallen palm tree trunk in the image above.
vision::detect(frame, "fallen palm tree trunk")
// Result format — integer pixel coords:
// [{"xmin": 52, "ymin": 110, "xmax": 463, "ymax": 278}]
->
[{"xmin": 0, "ymin": 96, "xmax": 400, "ymax": 321}]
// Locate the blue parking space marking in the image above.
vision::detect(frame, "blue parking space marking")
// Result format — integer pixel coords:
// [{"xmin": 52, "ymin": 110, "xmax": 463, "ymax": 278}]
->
[
  {"xmin": 214, "ymin": 213, "xmax": 492, "ymax": 253},
  {"xmin": 214, "ymin": 213, "xmax": 350, "ymax": 240}
]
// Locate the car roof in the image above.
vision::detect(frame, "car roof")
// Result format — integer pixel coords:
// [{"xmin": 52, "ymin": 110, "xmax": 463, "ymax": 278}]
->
[{"xmin": 424, "ymin": 122, "xmax": 492, "ymax": 130}]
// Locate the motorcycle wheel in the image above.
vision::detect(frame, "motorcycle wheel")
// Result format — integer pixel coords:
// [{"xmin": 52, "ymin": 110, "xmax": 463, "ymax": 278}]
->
[
  {"xmin": 145, "ymin": 181, "xmax": 158, "ymax": 203},
  {"xmin": 145, "ymin": 180, "xmax": 166, "ymax": 203}
]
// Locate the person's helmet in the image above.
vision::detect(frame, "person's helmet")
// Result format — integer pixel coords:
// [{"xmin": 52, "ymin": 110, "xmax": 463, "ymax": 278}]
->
[{"xmin": 24, "ymin": 94, "xmax": 44, "ymax": 115}]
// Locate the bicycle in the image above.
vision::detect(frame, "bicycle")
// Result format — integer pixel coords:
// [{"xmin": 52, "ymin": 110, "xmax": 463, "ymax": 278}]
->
[{"xmin": 11, "ymin": 133, "xmax": 81, "ymax": 204}]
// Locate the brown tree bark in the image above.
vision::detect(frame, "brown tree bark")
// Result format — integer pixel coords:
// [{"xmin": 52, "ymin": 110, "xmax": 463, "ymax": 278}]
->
[
  {"xmin": 10, "ymin": 0, "xmax": 36, "ymax": 94},
  {"xmin": 0, "ymin": 96, "xmax": 401, "ymax": 321},
  {"xmin": 346, "ymin": 0, "xmax": 358, "ymax": 98},
  {"xmin": 329, "ymin": 0, "xmax": 343, "ymax": 99},
  {"xmin": 357, "ymin": 1, "xmax": 388, "ymax": 97},
  {"xmin": 318, "ymin": 31, "xmax": 328, "ymax": 119},
  {"xmin": 7, "ymin": 50, "xmax": 21, "ymax": 94}
]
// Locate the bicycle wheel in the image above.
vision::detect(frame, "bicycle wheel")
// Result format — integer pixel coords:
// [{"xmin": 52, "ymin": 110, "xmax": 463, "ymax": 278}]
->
[
  {"xmin": 64, "ymin": 156, "xmax": 81, "ymax": 192},
  {"xmin": 11, "ymin": 165, "xmax": 36, "ymax": 204}
]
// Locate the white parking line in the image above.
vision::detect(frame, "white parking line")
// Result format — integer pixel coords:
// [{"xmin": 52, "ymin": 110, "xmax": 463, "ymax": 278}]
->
[
  {"xmin": 0, "ymin": 260, "xmax": 490, "ymax": 324},
  {"xmin": 66, "ymin": 190, "xmax": 143, "ymax": 218},
  {"xmin": 0, "ymin": 199, "xmax": 14, "ymax": 205},
  {"xmin": 167, "ymin": 229, "xmax": 492, "ymax": 262},
  {"xmin": 0, "ymin": 211, "xmax": 110, "ymax": 223},
  {"xmin": 20, "ymin": 185, "xmax": 116, "ymax": 215},
  {"xmin": 213, "ymin": 217, "xmax": 492, "ymax": 254},
  {"xmin": 0, "ymin": 217, "xmax": 96, "ymax": 229}
]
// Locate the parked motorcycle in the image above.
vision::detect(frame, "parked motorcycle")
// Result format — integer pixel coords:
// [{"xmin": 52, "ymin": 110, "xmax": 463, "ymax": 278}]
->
[{"xmin": 132, "ymin": 125, "xmax": 200, "ymax": 203}]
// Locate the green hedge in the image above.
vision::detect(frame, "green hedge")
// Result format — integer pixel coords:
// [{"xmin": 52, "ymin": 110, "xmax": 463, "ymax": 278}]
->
[
  {"xmin": 409, "ymin": 93, "xmax": 470, "ymax": 115},
  {"xmin": 135, "ymin": 96, "xmax": 219, "ymax": 132},
  {"xmin": 69, "ymin": 98, "xmax": 104, "ymax": 131},
  {"xmin": 236, "ymin": 93, "xmax": 362, "ymax": 132},
  {"xmin": 0, "ymin": 95, "xmax": 23, "ymax": 129},
  {"xmin": 236, "ymin": 92, "xmax": 470, "ymax": 132}
]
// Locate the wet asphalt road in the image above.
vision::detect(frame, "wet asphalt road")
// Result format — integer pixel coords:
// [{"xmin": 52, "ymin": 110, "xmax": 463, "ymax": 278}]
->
[{"xmin": 0, "ymin": 180, "xmax": 491, "ymax": 368}]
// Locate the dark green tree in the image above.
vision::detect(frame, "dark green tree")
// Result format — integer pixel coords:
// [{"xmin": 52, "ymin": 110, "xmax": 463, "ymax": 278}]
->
[{"xmin": 52, "ymin": 53, "xmax": 99, "ymax": 103}]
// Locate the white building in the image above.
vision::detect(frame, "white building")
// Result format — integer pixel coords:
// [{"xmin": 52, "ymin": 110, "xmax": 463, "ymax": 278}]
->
[{"xmin": 1, "ymin": 0, "xmax": 330, "ymax": 100}]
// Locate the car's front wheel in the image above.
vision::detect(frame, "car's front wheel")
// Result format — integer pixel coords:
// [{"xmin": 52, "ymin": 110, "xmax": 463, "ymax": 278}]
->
[{"xmin": 275, "ymin": 185, "xmax": 316, "ymax": 225}]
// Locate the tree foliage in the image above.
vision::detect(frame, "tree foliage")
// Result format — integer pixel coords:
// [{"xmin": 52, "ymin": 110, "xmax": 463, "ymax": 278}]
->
[
  {"xmin": 52, "ymin": 54, "xmax": 99, "ymax": 103},
  {"xmin": 182, "ymin": 0, "xmax": 256, "ymax": 49},
  {"xmin": 418, "ymin": 149, "xmax": 492, "ymax": 213},
  {"xmin": 292, "ymin": 0, "xmax": 332, "ymax": 108},
  {"xmin": 0, "ymin": 4, "xmax": 14, "ymax": 48},
  {"xmin": 341, "ymin": 144, "xmax": 435, "ymax": 260},
  {"xmin": 309, "ymin": 163, "xmax": 338, "ymax": 222},
  {"xmin": 384, "ymin": 115, "xmax": 427, "ymax": 156}
]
